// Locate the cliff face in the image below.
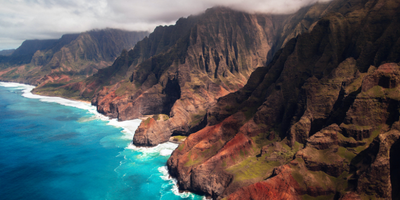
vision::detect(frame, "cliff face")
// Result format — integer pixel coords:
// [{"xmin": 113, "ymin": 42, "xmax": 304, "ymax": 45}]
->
[
  {"xmin": 167, "ymin": 0, "xmax": 400, "ymax": 199},
  {"xmin": 0, "ymin": 39, "xmax": 60, "ymax": 67},
  {"xmin": 0, "ymin": 29, "xmax": 148, "ymax": 94},
  {"xmin": 89, "ymin": 7, "xmax": 279, "ymax": 116},
  {"xmin": 70, "ymin": 5, "xmax": 329, "ymax": 147},
  {"xmin": 128, "ymin": 8, "xmax": 278, "ymax": 146}
]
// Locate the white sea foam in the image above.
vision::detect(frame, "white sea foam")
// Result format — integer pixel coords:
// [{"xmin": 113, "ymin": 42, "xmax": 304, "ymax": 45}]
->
[
  {"xmin": 23, "ymin": 89, "xmax": 96, "ymax": 112},
  {"xmin": 126, "ymin": 142, "xmax": 178, "ymax": 157},
  {"xmin": 0, "ymin": 82, "xmax": 33, "ymax": 88},
  {"xmin": 0, "ymin": 82, "xmax": 96, "ymax": 113},
  {"xmin": 158, "ymin": 166, "xmax": 201, "ymax": 199},
  {"xmin": 0, "ymin": 82, "xmax": 178, "ymax": 156},
  {"xmin": 106, "ymin": 118, "xmax": 142, "ymax": 140},
  {"xmin": 0, "ymin": 81, "xmax": 191, "ymax": 198}
]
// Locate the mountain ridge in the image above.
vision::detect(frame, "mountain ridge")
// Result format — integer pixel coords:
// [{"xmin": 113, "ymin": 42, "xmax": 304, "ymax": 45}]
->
[
  {"xmin": 167, "ymin": 0, "xmax": 400, "ymax": 199},
  {"xmin": 55, "ymin": 4, "xmax": 331, "ymax": 148},
  {"xmin": 0, "ymin": 29, "xmax": 149, "ymax": 91},
  {"xmin": 1, "ymin": 1, "xmax": 399, "ymax": 199}
]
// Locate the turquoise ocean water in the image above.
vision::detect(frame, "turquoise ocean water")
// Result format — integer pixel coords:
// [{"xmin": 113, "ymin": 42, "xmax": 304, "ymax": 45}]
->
[{"xmin": 0, "ymin": 82, "xmax": 202, "ymax": 200}]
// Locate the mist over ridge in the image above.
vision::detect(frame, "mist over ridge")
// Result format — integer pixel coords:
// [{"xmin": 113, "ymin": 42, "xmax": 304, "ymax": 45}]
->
[{"xmin": 0, "ymin": 0, "xmax": 332, "ymax": 50}]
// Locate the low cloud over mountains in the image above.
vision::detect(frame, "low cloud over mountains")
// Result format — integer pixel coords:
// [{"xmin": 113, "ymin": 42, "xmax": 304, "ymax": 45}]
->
[{"xmin": 0, "ymin": 0, "xmax": 330, "ymax": 50}]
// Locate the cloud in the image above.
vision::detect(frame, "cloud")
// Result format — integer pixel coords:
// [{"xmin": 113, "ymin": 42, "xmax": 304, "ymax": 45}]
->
[{"xmin": 0, "ymin": 0, "xmax": 331, "ymax": 50}]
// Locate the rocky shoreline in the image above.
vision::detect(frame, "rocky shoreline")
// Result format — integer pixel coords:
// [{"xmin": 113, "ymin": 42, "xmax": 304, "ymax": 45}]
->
[
  {"xmin": 1, "ymin": 0, "xmax": 400, "ymax": 199},
  {"xmin": 165, "ymin": 0, "xmax": 400, "ymax": 198}
]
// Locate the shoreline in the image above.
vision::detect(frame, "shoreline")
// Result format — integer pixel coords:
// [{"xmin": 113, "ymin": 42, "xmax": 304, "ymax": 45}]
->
[
  {"xmin": 0, "ymin": 81, "xmax": 199, "ymax": 199},
  {"xmin": 0, "ymin": 81, "xmax": 141, "ymax": 138},
  {"xmin": 0, "ymin": 81, "xmax": 201, "ymax": 198}
]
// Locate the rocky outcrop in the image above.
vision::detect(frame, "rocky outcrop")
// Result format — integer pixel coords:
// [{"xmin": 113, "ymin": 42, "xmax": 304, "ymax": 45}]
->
[
  {"xmin": 167, "ymin": 0, "xmax": 400, "ymax": 199},
  {"xmin": 350, "ymin": 128, "xmax": 400, "ymax": 199},
  {"xmin": 132, "ymin": 117, "xmax": 171, "ymax": 146}
]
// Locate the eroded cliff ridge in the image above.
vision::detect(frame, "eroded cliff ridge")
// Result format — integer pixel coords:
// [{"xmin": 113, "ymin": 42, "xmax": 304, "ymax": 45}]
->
[
  {"xmin": 61, "ymin": 5, "xmax": 333, "ymax": 147},
  {"xmin": 167, "ymin": 0, "xmax": 400, "ymax": 199},
  {"xmin": 0, "ymin": 29, "xmax": 148, "ymax": 95}
]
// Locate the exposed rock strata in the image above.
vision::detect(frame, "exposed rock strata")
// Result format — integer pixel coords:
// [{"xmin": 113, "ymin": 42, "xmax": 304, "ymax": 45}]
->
[
  {"xmin": 167, "ymin": 0, "xmax": 400, "ymax": 199},
  {"xmin": 77, "ymin": 5, "xmax": 331, "ymax": 147}
]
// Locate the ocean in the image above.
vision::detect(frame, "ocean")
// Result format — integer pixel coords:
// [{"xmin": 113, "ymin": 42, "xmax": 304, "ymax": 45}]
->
[{"xmin": 0, "ymin": 82, "xmax": 202, "ymax": 200}]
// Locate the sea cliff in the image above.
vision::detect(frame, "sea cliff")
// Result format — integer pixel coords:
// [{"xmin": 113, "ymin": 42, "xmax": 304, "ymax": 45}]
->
[{"xmin": 167, "ymin": 0, "xmax": 400, "ymax": 199}]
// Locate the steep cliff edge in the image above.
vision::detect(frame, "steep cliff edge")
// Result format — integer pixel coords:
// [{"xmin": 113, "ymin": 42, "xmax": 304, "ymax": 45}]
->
[
  {"xmin": 68, "ymin": 5, "xmax": 330, "ymax": 147},
  {"xmin": 167, "ymin": 0, "xmax": 400, "ymax": 199},
  {"xmin": 0, "ymin": 29, "xmax": 148, "ymax": 98},
  {"xmin": 128, "ymin": 7, "xmax": 278, "ymax": 146}
]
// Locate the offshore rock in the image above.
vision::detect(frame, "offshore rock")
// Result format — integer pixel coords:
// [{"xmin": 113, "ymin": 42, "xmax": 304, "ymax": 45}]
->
[{"xmin": 132, "ymin": 118, "xmax": 171, "ymax": 146}]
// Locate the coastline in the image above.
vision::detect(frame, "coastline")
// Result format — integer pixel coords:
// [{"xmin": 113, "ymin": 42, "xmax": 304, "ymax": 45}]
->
[{"xmin": 0, "ymin": 81, "xmax": 200, "ymax": 199}]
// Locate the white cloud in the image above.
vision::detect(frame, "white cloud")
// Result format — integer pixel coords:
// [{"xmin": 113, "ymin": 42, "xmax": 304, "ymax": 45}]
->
[{"xmin": 0, "ymin": 0, "xmax": 331, "ymax": 50}]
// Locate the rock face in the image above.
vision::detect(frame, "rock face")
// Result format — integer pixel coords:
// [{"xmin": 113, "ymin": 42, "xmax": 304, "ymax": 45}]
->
[
  {"xmin": 0, "ymin": 39, "xmax": 60, "ymax": 67},
  {"xmin": 68, "ymin": 5, "xmax": 332, "ymax": 147},
  {"xmin": 132, "ymin": 117, "xmax": 171, "ymax": 146},
  {"xmin": 167, "ymin": 0, "xmax": 400, "ymax": 199},
  {"xmin": 0, "ymin": 29, "xmax": 149, "ymax": 96},
  {"xmin": 88, "ymin": 8, "xmax": 281, "ymax": 120}
]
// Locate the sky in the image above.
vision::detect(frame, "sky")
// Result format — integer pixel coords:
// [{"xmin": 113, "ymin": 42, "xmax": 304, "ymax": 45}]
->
[{"xmin": 0, "ymin": 0, "xmax": 331, "ymax": 50}]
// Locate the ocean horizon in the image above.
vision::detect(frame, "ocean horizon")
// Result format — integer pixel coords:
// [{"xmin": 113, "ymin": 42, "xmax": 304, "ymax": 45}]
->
[{"xmin": 0, "ymin": 82, "xmax": 202, "ymax": 200}]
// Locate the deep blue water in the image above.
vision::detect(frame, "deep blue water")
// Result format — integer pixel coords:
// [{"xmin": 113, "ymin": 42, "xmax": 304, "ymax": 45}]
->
[{"xmin": 0, "ymin": 83, "xmax": 201, "ymax": 200}]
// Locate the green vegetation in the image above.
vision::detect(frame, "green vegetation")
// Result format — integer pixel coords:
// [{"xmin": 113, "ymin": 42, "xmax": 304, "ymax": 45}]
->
[
  {"xmin": 226, "ymin": 155, "xmax": 281, "ymax": 183},
  {"xmin": 190, "ymin": 110, "xmax": 206, "ymax": 126},
  {"xmin": 300, "ymin": 169, "xmax": 336, "ymax": 190},
  {"xmin": 172, "ymin": 135, "xmax": 187, "ymax": 140},
  {"xmin": 171, "ymin": 135, "xmax": 187, "ymax": 143},
  {"xmin": 153, "ymin": 114, "xmax": 169, "ymax": 121},
  {"xmin": 201, "ymin": 140, "xmax": 224, "ymax": 158},
  {"xmin": 361, "ymin": 84, "xmax": 400, "ymax": 101},
  {"xmin": 184, "ymin": 151, "xmax": 203, "ymax": 167},
  {"xmin": 227, "ymin": 140, "xmax": 301, "ymax": 185},
  {"xmin": 292, "ymin": 170, "xmax": 305, "ymax": 186},
  {"xmin": 282, "ymin": 141, "xmax": 303, "ymax": 159},
  {"xmin": 344, "ymin": 74, "xmax": 366, "ymax": 94},
  {"xmin": 330, "ymin": 171, "xmax": 351, "ymax": 195},
  {"xmin": 367, "ymin": 86, "xmax": 385, "ymax": 98},
  {"xmin": 386, "ymin": 88, "xmax": 400, "ymax": 100},
  {"xmin": 184, "ymin": 140, "xmax": 224, "ymax": 167},
  {"xmin": 115, "ymin": 80, "xmax": 137, "ymax": 96},
  {"xmin": 143, "ymin": 117, "xmax": 152, "ymax": 126},
  {"xmin": 302, "ymin": 148, "xmax": 340, "ymax": 164},
  {"xmin": 177, "ymin": 142, "xmax": 185, "ymax": 151},
  {"xmin": 32, "ymin": 80, "xmax": 93, "ymax": 101},
  {"xmin": 352, "ymin": 125, "xmax": 382, "ymax": 153},
  {"xmin": 337, "ymin": 147, "xmax": 356, "ymax": 161},
  {"xmin": 222, "ymin": 160, "xmax": 227, "ymax": 167},
  {"xmin": 251, "ymin": 128, "xmax": 277, "ymax": 148}
]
